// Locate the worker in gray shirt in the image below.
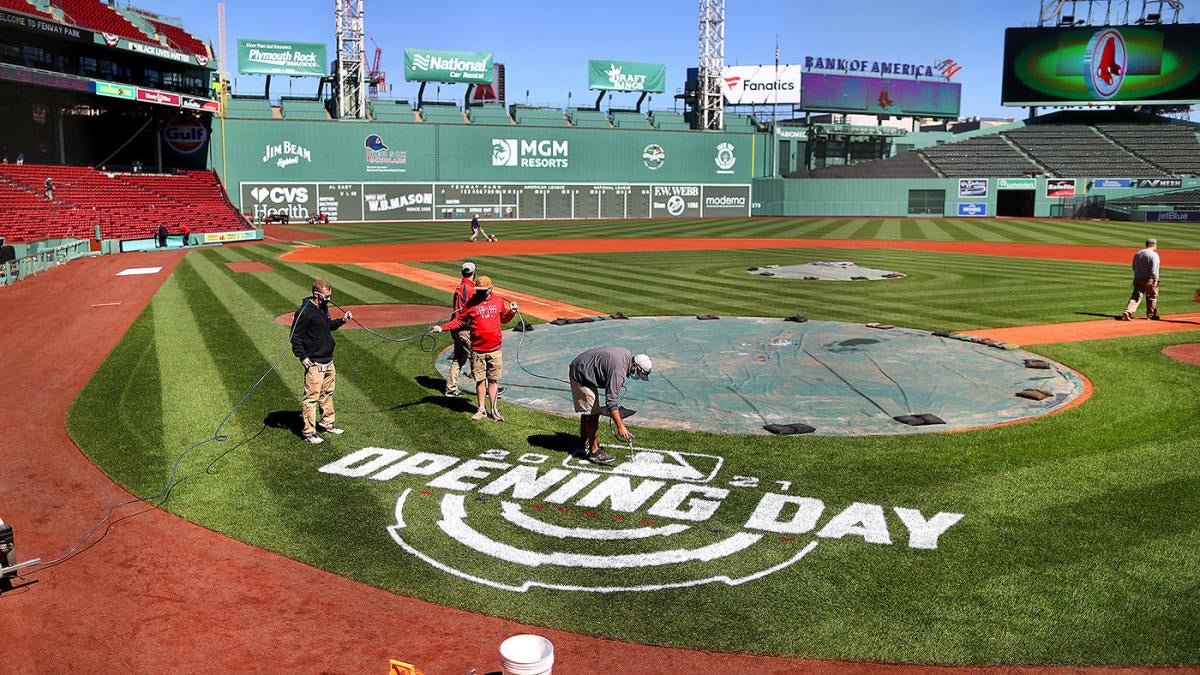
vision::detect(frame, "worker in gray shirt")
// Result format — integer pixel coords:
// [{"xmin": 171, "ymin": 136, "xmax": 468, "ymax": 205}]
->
[
  {"xmin": 568, "ymin": 346, "xmax": 652, "ymax": 464},
  {"xmin": 1122, "ymin": 238, "xmax": 1161, "ymax": 321}
]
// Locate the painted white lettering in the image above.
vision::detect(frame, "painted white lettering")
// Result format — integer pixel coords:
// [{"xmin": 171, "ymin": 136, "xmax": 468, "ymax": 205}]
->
[
  {"xmin": 541, "ymin": 473, "xmax": 603, "ymax": 503},
  {"xmin": 318, "ymin": 447, "xmax": 407, "ymax": 478},
  {"xmin": 478, "ymin": 465, "xmax": 572, "ymax": 500},
  {"xmin": 372, "ymin": 452, "xmax": 460, "ymax": 480},
  {"xmin": 743, "ymin": 493, "xmax": 825, "ymax": 534},
  {"xmin": 647, "ymin": 484, "xmax": 728, "ymax": 522},
  {"xmin": 426, "ymin": 459, "xmax": 511, "ymax": 491},
  {"xmin": 893, "ymin": 507, "xmax": 964, "ymax": 550},
  {"xmin": 575, "ymin": 476, "xmax": 665, "ymax": 513},
  {"xmin": 816, "ymin": 502, "xmax": 891, "ymax": 545}
]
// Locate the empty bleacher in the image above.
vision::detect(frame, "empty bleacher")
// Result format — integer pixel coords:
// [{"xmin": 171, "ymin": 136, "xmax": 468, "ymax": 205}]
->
[
  {"xmin": 57, "ymin": 0, "xmax": 152, "ymax": 44},
  {"xmin": 370, "ymin": 100, "xmax": 417, "ymax": 122},
  {"xmin": 1095, "ymin": 121, "xmax": 1200, "ymax": 176},
  {"xmin": 280, "ymin": 97, "xmax": 330, "ymax": 120},
  {"xmin": 567, "ymin": 108, "xmax": 611, "ymax": 128},
  {"xmin": 1107, "ymin": 187, "xmax": 1200, "ymax": 207},
  {"xmin": 225, "ymin": 96, "xmax": 276, "ymax": 119},
  {"xmin": 792, "ymin": 151, "xmax": 938, "ymax": 179},
  {"xmin": 921, "ymin": 134, "xmax": 1042, "ymax": 178},
  {"xmin": 610, "ymin": 110, "xmax": 650, "ymax": 129},
  {"xmin": 141, "ymin": 16, "xmax": 210, "ymax": 57},
  {"xmin": 419, "ymin": 103, "xmax": 467, "ymax": 124},
  {"xmin": 0, "ymin": 0, "xmax": 55, "ymax": 19},
  {"xmin": 467, "ymin": 105, "xmax": 513, "ymax": 125},
  {"xmin": 649, "ymin": 111, "xmax": 692, "ymax": 130},
  {"xmin": 1001, "ymin": 124, "xmax": 1167, "ymax": 178},
  {"xmin": 0, "ymin": 164, "xmax": 247, "ymax": 243},
  {"xmin": 725, "ymin": 113, "xmax": 760, "ymax": 132},
  {"xmin": 512, "ymin": 106, "xmax": 569, "ymax": 127}
]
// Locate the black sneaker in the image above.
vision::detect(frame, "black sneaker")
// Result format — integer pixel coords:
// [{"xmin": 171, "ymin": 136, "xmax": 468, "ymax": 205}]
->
[
  {"xmin": 586, "ymin": 449, "xmax": 615, "ymax": 464},
  {"xmin": 1149, "ymin": 314, "xmax": 1161, "ymax": 321}
]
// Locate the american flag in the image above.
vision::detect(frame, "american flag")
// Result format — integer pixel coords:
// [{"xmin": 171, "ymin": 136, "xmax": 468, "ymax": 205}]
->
[{"xmin": 936, "ymin": 58, "xmax": 962, "ymax": 79}]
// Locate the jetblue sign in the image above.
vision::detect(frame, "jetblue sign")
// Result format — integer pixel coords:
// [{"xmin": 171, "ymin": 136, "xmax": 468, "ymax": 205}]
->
[{"xmin": 1145, "ymin": 210, "xmax": 1200, "ymax": 223}]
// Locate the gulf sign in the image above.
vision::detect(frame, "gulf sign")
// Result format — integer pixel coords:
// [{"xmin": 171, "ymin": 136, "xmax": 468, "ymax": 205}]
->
[{"xmin": 164, "ymin": 116, "xmax": 208, "ymax": 155}]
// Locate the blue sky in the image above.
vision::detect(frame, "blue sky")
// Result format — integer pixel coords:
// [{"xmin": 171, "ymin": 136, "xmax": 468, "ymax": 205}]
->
[{"xmin": 127, "ymin": 0, "xmax": 1199, "ymax": 120}]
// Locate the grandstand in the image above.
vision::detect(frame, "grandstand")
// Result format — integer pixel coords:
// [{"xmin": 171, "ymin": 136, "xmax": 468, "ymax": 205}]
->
[
  {"xmin": 0, "ymin": 165, "xmax": 244, "ymax": 243},
  {"xmin": 511, "ymin": 106, "xmax": 569, "ymax": 127},
  {"xmin": 279, "ymin": 97, "xmax": 330, "ymax": 120},
  {"xmin": 370, "ymin": 100, "xmax": 418, "ymax": 122},
  {"xmin": 567, "ymin": 108, "xmax": 612, "ymax": 128},
  {"xmin": 610, "ymin": 110, "xmax": 650, "ymax": 129},
  {"xmin": 649, "ymin": 110, "xmax": 692, "ymax": 130},
  {"xmin": 223, "ymin": 96, "xmax": 277, "ymax": 119},
  {"xmin": 418, "ymin": 103, "xmax": 467, "ymax": 124},
  {"xmin": 921, "ymin": 134, "xmax": 1041, "ymax": 178},
  {"xmin": 467, "ymin": 105, "xmax": 513, "ymax": 125},
  {"xmin": 56, "ymin": 0, "xmax": 151, "ymax": 43}
]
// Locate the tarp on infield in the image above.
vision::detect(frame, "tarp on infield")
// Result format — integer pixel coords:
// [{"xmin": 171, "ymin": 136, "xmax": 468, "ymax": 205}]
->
[
  {"xmin": 747, "ymin": 262, "xmax": 905, "ymax": 281},
  {"xmin": 437, "ymin": 316, "xmax": 1086, "ymax": 436}
]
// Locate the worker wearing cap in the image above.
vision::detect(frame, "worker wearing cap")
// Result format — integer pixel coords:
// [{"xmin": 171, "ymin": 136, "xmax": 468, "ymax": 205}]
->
[
  {"xmin": 567, "ymin": 346, "xmax": 652, "ymax": 464},
  {"xmin": 431, "ymin": 275, "xmax": 516, "ymax": 421},
  {"xmin": 1122, "ymin": 238, "xmax": 1161, "ymax": 321},
  {"xmin": 444, "ymin": 261, "xmax": 476, "ymax": 397}
]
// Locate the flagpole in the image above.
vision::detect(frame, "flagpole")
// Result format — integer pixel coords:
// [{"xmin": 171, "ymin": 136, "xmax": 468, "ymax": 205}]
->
[{"xmin": 773, "ymin": 34, "xmax": 779, "ymax": 177}]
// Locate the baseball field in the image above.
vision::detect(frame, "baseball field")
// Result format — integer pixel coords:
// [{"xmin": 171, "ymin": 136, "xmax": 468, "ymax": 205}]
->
[{"xmin": 8, "ymin": 215, "xmax": 1200, "ymax": 672}]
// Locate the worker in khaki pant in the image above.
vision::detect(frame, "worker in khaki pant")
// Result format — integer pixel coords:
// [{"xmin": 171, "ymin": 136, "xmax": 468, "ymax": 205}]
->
[
  {"xmin": 291, "ymin": 279, "xmax": 352, "ymax": 444},
  {"xmin": 1121, "ymin": 238, "xmax": 1160, "ymax": 321}
]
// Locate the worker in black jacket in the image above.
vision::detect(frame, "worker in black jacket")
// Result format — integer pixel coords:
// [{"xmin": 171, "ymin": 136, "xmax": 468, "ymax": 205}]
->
[{"xmin": 291, "ymin": 279, "xmax": 353, "ymax": 444}]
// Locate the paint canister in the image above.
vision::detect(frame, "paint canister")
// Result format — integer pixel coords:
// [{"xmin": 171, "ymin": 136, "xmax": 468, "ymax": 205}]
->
[{"xmin": 499, "ymin": 634, "xmax": 554, "ymax": 675}]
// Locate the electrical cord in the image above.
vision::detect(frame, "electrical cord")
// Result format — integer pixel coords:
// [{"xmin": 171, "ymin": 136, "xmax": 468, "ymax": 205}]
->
[
  {"xmin": 24, "ymin": 295, "xmax": 439, "ymax": 575},
  {"xmin": 26, "ymin": 298, "xmax": 319, "ymax": 574}
]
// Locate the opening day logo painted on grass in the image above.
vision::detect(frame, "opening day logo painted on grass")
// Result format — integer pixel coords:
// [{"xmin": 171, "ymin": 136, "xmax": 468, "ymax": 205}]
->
[{"xmin": 320, "ymin": 446, "xmax": 964, "ymax": 593}]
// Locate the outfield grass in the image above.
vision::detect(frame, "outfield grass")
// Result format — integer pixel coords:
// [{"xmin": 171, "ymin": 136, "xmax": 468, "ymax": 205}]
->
[{"xmin": 68, "ymin": 218, "xmax": 1200, "ymax": 665}]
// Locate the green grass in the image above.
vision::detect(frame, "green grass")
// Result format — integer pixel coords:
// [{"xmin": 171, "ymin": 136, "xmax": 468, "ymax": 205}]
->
[{"xmin": 67, "ymin": 218, "xmax": 1200, "ymax": 665}]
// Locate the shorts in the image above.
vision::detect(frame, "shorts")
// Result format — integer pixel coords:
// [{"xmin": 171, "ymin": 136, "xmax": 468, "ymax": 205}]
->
[
  {"xmin": 471, "ymin": 350, "xmax": 503, "ymax": 382},
  {"xmin": 570, "ymin": 378, "xmax": 601, "ymax": 415}
]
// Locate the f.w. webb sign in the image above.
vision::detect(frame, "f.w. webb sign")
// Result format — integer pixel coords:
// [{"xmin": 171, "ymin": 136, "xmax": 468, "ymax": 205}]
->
[{"xmin": 320, "ymin": 445, "xmax": 964, "ymax": 593}]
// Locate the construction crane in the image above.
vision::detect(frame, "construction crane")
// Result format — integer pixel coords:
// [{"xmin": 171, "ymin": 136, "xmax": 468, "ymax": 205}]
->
[{"xmin": 367, "ymin": 35, "xmax": 386, "ymax": 98}]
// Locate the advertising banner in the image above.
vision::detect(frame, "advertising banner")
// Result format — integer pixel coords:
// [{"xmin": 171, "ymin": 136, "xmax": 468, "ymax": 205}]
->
[
  {"xmin": 958, "ymin": 178, "xmax": 988, "ymax": 198},
  {"xmin": 588, "ymin": 59, "xmax": 666, "ymax": 92},
  {"xmin": 238, "ymin": 39, "xmax": 327, "ymax": 77},
  {"xmin": 957, "ymin": 202, "xmax": 987, "ymax": 217},
  {"xmin": 720, "ymin": 65, "xmax": 802, "ymax": 105},
  {"xmin": 1046, "ymin": 178, "xmax": 1077, "ymax": 197},
  {"xmin": 1145, "ymin": 210, "xmax": 1200, "ymax": 222},
  {"xmin": 1092, "ymin": 178, "xmax": 1132, "ymax": 188},
  {"xmin": 1136, "ymin": 177, "xmax": 1183, "ymax": 188},
  {"xmin": 1001, "ymin": 25, "xmax": 1200, "ymax": 106},
  {"xmin": 404, "ymin": 48, "xmax": 494, "ymax": 84},
  {"xmin": 997, "ymin": 177, "xmax": 1037, "ymax": 190},
  {"xmin": 363, "ymin": 183, "xmax": 435, "ymax": 221},
  {"xmin": 801, "ymin": 73, "xmax": 961, "ymax": 118}
]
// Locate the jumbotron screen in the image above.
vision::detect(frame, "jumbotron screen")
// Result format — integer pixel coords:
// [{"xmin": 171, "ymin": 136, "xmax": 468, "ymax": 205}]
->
[
  {"xmin": 1001, "ymin": 24, "xmax": 1200, "ymax": 106},
  {"xmin": 800, "ymin": 73, "xmax": 961, "ymax": 118}
]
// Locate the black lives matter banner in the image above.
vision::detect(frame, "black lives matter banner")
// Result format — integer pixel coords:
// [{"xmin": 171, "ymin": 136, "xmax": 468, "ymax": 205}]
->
[{"xmin": 240, "ymin": 181, "xmax": 751, "ymax": 222}]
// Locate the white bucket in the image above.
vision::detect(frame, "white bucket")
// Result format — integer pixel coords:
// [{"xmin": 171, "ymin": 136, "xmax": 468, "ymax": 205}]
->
[{"xmin": 499, "ymin": 633, "xmax": 554, "ymax": 675}]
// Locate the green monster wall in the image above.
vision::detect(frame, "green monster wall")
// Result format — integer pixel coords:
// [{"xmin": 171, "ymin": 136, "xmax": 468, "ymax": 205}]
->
[{"xmin": 211, "ymin": 117, "xmax": 766, "ymax": 222}]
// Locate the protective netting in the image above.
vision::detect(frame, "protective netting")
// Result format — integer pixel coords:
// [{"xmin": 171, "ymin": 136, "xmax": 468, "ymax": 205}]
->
[
  {"xmin": 746, "ymin": 261, "xmax": 906, "ymax": 281},
  {"xmin": 436, "ymin": 316, "xmax": 1086, "ymax": 436}
]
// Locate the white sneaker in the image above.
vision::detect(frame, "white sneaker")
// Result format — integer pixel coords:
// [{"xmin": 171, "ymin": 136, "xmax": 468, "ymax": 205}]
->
[
  {"xmin": 317, "ymin": 424, "xmax": 344, "ymax": 435},
  {"xmin": 303, "ymin": 433, "xmax": 324, "ymax": 444},
  {"xmin": 471, "ymin": 408, "xmax": 487, "ymax": 420}
]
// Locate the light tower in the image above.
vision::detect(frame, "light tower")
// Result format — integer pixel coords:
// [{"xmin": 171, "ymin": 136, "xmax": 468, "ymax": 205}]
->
[
  {"xmin": 335, "ymin": 0, "xmax": 367, "ymax": 119},
  {"xmin": 698, "ymin": 0, "xmax": 725, "ymax": 131}
]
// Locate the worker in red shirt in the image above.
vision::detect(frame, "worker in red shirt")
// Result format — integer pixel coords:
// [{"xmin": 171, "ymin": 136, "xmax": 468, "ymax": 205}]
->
[
  {"xmin": 443, "ymin": 261, "xmax": 476, "ymax": 397},
  {"xmin": 431, "ymin": 275, "xmax": 516, "ymax": 420}
]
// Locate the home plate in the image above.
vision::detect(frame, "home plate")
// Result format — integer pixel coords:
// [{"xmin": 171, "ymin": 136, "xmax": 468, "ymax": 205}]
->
[{"xmin": 117, "ymin": 267, "xmax": 163, "ymax": 276}]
